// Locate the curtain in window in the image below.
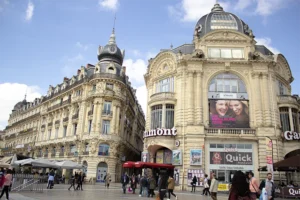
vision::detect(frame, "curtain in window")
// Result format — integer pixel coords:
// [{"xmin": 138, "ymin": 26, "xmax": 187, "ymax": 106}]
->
[
  {"xmin": 102, "ymin": 120, "xmax": 110, "ymax": 134},
  {"xmin": 280, "ymin": 107, "xmax": 290, "ymax": 132},
  {"xmin": 151, "ymin": 105, "xmax": 162, "ymax": 129},
  {"xmin": 165, "ymin": 104, "xmax": 174, "ymax": 129}
]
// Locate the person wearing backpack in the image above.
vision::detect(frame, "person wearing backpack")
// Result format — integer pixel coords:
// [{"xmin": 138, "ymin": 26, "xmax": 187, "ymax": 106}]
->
[{"xmin": 259, "ymin": 173, "xmax": 275, "ymax": 200}]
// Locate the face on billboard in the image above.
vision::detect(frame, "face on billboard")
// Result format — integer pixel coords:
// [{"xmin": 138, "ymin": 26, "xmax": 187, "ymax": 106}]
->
[{"xmin": 210, "ymin": 100, "xmax": 249, "ymax": 128}]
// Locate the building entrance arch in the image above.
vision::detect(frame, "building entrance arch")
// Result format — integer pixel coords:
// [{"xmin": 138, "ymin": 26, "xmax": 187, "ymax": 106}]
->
[
  {"xmin": 150, "ymin": 145, "xmax": 172, "ymax": 164},
  {"xmin": 96, "ymin": 162, "xmax": 108, "ymax": 183}
]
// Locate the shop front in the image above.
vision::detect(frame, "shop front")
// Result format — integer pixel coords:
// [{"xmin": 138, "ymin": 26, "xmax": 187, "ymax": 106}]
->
[{"xmin": 208, "ymin": 143, "xmax": 254, "ymax": 183}]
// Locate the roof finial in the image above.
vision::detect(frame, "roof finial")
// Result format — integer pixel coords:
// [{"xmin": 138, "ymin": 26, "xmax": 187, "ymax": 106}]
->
[
  {"xmin": 108, "ymin": 14, "xmax": 117, "ymax": 45},
  {"xmin": 211, "ymin": 1, "xmax": 223, "ymax": 12},
  {"xmin": 24, "ymin": 88, "xmax": 27, "ymax": 101},
  {"xmin": 170, "ymin": 43, "xmax": 173, "ymax": 49}
]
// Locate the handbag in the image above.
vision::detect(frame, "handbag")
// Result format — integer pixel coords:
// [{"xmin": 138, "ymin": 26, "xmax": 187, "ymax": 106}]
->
[{"xmin": 250, "ymin": 179, "xmax": 260, "ymax": 198}]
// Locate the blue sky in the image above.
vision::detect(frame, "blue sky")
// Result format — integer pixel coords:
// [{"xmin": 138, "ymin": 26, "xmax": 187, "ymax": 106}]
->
[{"xmin": 0, "ymin": 0, "xmax": 299, "ymax": 129}]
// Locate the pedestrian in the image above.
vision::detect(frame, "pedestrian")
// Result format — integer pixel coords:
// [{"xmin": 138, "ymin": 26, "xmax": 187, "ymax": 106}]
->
[
  {"xmin": 130, "ymin": 174, "xmax": 138, "ymax": 194},
  {"xmin": 148, "ymin": 175, "xmax": 156, "ymax": 197},
  {"xmin": 228, "ymin": 171, "xmax": 251, "ymax": 200},
  {"xmin": 68, "ymin": 175, "xmax": 76, "ymax": 191},
  {"xmin": 76, "ymin": 172, "xmax": 83, "ymax": 190},
  {"xmin": 167, "ymin": 175, "xmax": 178, "ymax": 200},
  {"xmin": 158, "ymin": 174, "xmax": 168, "ymax": 200},
  {"xmin": 209, "ymin": 173, "xmax": 219, "ymax": 200},
  {"xmin": 105, "ymin": 173, "xmax": 112, "ymax": 189},
  {"xmin": 47, "ymin": 169, "xmax": 55, "ymax": 189},
  {"xmin": 0, "ymin": 169, "xmax": 12, "ymax": 200},
  {"xmin": 259, "ymin": 173, "xmax": 275, "ymax": 200},
  {"xmin": 139, "ymin": 175, "xmax": 148, "ymax": 197},
  {"xmin": 190, "ymin": 176, "xmax": 197, "ymax": 192},
  {"xmin": 247, "ymin": 171, "xmax": 260, "ymax": 200},
  {"xmin": 202, "ymin": 174, "xmax": 211, "ymax": 196},
  {"xmin": 121, "ymin": 172, "xmax": 129, "ymax": 194}
]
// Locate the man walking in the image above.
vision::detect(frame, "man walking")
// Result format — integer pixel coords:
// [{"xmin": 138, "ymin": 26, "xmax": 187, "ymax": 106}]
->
[
  {"xmin": 209, "ymin": 173, "xmax": 218, "ymax": 200},
  {"xmin": 259, "ymin": 173, "xmax": 275, "ymax": 200},
  {"xmin": 68, "ymin": 175, "xmax": 76, "ymax": 191},
  {"xmin": 121, "ymin": 172, "xmax": 129, "ymax": 194}
]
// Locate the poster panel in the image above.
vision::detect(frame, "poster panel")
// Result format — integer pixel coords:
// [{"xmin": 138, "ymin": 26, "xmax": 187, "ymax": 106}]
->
[
  {"xmin": 265, "ymin": 138, "xmax": 274, "ymax": 179},
  {"xmin": 174, "ymin": 168, "xmax": 180, "ymax": 186},
  {"xmin": 156, "ymin": 150, "xmax": 164, "ymax": 164},
  {"xmin": 141, "ymin": 152, "xmax": 149, "ymax": 162},
  {"xmin": 187, "ymin": 169, "xmax": 204, "ymax": 187},
  {"xmin": 172, "ymin": 150, "xmax": 182, "ymax": 165},
  {"xmin": 190, "ymin": 149, "xmax": 202, "ymax": 165},
  {"xmin": 164, "ymin": 149, "xmax": 172, "ymax": 164},
  {"xmin": 209, "ymin": 99, "xmax": 250, "ymax": 128}
]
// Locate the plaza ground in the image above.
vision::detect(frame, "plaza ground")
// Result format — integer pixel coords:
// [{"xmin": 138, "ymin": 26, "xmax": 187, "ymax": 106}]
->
[{"xmin": 8, "ymin": 183, "xmax": 288, "ymax": 200}]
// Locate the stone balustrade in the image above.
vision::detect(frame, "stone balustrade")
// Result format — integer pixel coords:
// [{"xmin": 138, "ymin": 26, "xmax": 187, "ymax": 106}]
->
[{"xmin": 205, "ymin": 128, "xmax": 256, "ymax": 135}]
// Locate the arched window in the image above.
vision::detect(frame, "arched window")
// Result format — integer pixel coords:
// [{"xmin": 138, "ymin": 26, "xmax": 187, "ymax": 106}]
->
[
  {"xmin": 108, "ymin": 67, "xmax": 115, "ymax": 74},
  {"xmin": 98, "ymin": 144, "xmax": 109, "ymax": 156}
]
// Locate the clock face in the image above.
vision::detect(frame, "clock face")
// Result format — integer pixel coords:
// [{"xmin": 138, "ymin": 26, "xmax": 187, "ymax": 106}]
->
[{"xmin": 108, "ymin": 45, "xmax": 117, "ymax": 54}]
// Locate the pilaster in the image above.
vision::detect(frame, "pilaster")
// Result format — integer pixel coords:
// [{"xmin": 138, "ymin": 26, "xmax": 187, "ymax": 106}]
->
[
  {"xmin": 251, "ymin": 72, "xmax": 263, "ymax": 126},
  {"xmin": 262, "ymin": 73, "xmax": 272, "ymax": 126}
]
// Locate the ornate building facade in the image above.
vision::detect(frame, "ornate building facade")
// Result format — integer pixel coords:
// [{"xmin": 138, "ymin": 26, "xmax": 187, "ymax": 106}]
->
[
  {"xmin": 143, "ymin": 3, "xmax": 300, "ymax": 189},
  {"xmin": 2, "ymin": 30, "xmax": 145, "ymax": 182}
]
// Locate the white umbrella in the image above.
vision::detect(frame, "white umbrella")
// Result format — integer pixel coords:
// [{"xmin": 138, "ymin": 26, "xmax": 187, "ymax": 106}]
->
[
  {"xmin": 12, "ymin": 158, "xmax": 35, "ymax": 166},
  {"xmin": 55, "ymin": 160, "xmax": 83, "ymax": 169},
  {"xmin": 31, "ymin": 158, "xmax": 57, "ymax": 168}
]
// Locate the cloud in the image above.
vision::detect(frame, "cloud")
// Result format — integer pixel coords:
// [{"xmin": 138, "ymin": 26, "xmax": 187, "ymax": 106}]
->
[
  {"xmin": 136, "ymin": 85, "xmax": 147, "ymax": 115},
  {"xmin": 123, "ymin": 59, "xmax": 147, "ymax": 86},
  {"xmin": 255, "ymin": 37, "xmax": 280, "ymax": 54},
  {"xmin": 168, "ymin": 0, "xmax": 229, "ymax": 22},
  {"xmin": 62, "ymin": 53, "xmax": 85, "ymax": 77},
  {"xmin": 255, "ymin": 0, "xmax": 285, "ymax": 16},
  {"xmin": 99, "ymin": 0, "xmax": 119, "ymax": 10},
  {"xmin": 76, "ymin": 42, "xmax": 89, "ymax": 51},
  {"xmin": 25, "ymin": 1, "xmax": 34, "ymax": 21},
  {"xmin": 234, "ymin": 0, "xmax": 254, "ymax": 11},
  {"xmin": 0, "ymin": 83, "xmax": 42, "ymax": 130},
  {"xmin": 0, "ymin": 0, "xmax": 9, "ymax": 12}
]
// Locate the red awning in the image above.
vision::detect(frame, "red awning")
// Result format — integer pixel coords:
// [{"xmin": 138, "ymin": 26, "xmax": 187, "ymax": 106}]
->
[
  {"xmin": 134, "ymin": 162, "xmax": 175, "ymax": 169},
  {"xmin": 122, "ymin": 161, "xmax": 136, "ymax": 168}
]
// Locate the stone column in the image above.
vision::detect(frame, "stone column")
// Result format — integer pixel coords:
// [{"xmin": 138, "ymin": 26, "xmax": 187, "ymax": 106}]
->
[
  {"xmin": 195, "ymin": 72, "xmax": 203, "ymax": 124},
  {"xmin": 162, "ymin": 104, "xmax": 166, "ymax": 128},
  {"xmin": 78, "ymin": 102, "xmax": 87, "ymax": 134},
  {"xmin": 92, "ymin": 101, "xmax": 98, "ymax": 134},
  {"xmin": 187, "ymin": 72, "xmax": 194, "ymax": 125},
  {"xmin": 115, "ymin": 105, "xmax": 120, "ymax": 134},
  {"xmin": 112, "ymin": 104, "xmax": 117, "ymax": 133},
  {"xmin": 251, "ymin": 72, "xmax": 262, "ymax": 126},
  {"xmin": 262, "ymin": 73, "xmax": 272, "ymax": 126},
  {"xmin": 97, "ymin": 100, "xmax": 103, "ymax": 134},
  {"xmin": 67, "ymin": 108, "xmax": 73, "ymax": 136},
  {"xmin": 288, "ymin": 107, "xmax": 294, "ymax": 131}
]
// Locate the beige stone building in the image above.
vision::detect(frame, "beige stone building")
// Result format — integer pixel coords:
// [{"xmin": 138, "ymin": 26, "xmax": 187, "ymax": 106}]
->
[
  {"xmin": 2, "ymin": 30, "xmax": 145, "ymax": 182},
  {"xmin": 143, "ymin": 3, "xmax": 300, "ymax": 189}
]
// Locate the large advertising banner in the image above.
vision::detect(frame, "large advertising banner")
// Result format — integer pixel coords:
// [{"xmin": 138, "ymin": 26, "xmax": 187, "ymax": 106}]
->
[
  {"xmin": 190, "ymin": 149, "xmax": 202, "ymax": 165},
  {"xmin": 210, "ymin": 152, "xmax": 253, "ymax": 165},
  {"xmin": 187, "ymin": 169, "xmax": 204, "ymax": 187},
  {"xmin": 172, "ymin": 150, "xmax": 182, "ymax": 165},
  {"xmin": 209, "ymin": 99, "xmax": 250, "ymax": 128}
]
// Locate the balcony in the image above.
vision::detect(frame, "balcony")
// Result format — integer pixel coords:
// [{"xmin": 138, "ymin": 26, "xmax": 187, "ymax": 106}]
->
[
  {"xmin": 149, "ymin": 92, "xmax": 176, "ymax": 104},
  {"xmin": 48, "ymin": 122, "xmax": 53, "ymax": 127},
  {"xmin": 277, "ymin": 95, "xmax": 300, "ymax": 106},
  {"xmin": 205, "ymin": 128, "xmax": 256, "ymax": 136},
  {"xmin": 55, "ymin": 120, "xmax": 60, "ymax": 125},
  {"xmin": 102, "ymin": 110, "xmax": 113, "ymax": 117},
  {"xmin": 72, "ymin": 114, "xmax": 79, "ymax": 120},
  {"xmin": 89, "ymin": 73, "xmax": 126, "ymax": 83},
  {"xmin": 98, "ymin": 152, "xmax": 109, "ymax": 156},
  {"xmin": 82, "ymin": 151, "xmax": 89, "ymax": 156},
  {"xmin": 88, "ymin": 110, "xmax": 93, "ymax": 116},
  {"xmin": 63, "ymin": 117, "xmax": 69, "ymax": 122},
  {"xmin": 19, "ymin": 128, "xmax": 34, "ymax": 134}
]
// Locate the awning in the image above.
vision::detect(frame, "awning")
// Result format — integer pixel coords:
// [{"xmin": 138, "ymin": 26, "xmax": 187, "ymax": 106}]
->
[
  {"xmin": 134, "ymin": 162, "xmax": 175, "ymax": 169},
  {"xmin": 55, "ymin": 160, "xmax": 83, "ymax": 169},
  {"xmin": 0, "ymin": 156, "xmax": 13, "ymax": 164},
  {"xmin": 122, "ymin": 161, "xmax": 136, "ymax": 168},
  {"xmin": 259, "ymin": 155, "xmax": 300, "ymax": 171}
]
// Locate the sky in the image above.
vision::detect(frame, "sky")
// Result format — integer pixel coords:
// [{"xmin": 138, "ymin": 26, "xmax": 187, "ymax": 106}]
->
[{"xmin": 0, "ymin": 0, "xmax": 299, "ymax": 130}]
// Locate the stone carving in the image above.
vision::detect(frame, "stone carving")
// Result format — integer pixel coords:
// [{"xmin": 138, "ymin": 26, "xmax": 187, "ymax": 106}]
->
[
  {"xmin": 192, "ymin": 49, "xmax": 205, "ymax": 58},
  {"xmin": 194, "ymin": 24, "xmax": 202, "ymax": 36}
]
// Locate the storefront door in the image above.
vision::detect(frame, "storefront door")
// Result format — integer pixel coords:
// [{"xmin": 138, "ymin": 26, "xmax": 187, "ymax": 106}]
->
[{"xmin": 96, "ymin": 162, "xmax": 107, "ymax": 183}]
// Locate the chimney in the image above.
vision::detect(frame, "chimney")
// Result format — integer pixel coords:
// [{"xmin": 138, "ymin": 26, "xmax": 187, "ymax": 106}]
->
[{"xmin": 77, "ymin": 69, "xmax": 81, "ymax": 75}]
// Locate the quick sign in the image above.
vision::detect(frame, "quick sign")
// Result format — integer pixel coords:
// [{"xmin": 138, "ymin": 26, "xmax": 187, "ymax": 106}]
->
[
  {"xmin": 143, "ymin": 127, "xmax": 177, "ymax": 138},
  {"xmin": 210, "ymin": 152, "xmax": 253, "ymax": 165},
  {"xmin": 284, "ymin": 131, "xmax": 300, "ymax": 141}
]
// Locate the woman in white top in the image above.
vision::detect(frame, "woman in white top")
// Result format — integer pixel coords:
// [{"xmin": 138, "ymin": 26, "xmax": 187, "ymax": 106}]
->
[{"xmin": 202, "ymin": 174, "xmax": 211, "ymax": 196}]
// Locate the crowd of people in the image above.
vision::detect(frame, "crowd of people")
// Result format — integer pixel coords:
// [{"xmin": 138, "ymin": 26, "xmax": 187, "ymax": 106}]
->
[{"xmin": 121, "ymin": 172, "xmax": 178, "ymax": 200}]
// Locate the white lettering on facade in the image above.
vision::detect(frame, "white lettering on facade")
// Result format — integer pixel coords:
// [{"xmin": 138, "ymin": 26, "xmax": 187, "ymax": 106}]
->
[
  {"xmin": 143, "ymin": 128, "xmax": 177, "ymax": 138},
  {"xmin": 225, "ymin": 154, "xmax": 252, "ymax": 163},
  {"xmin": 289, "ymin": 188, "xmax": 300, "ymax": 196},
  {"xmin": 284, "ymin": 131, "xmax": 300, "ymax": 141}
]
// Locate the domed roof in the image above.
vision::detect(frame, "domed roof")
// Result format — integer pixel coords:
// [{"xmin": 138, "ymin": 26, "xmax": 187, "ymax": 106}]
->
[
  {"xmin": 13, "ymin": 99, "xmax": 27, "ymax": 111},
  {"xmin": 194, "ymin": 3, "xmax": 254, "ymax": 38},
  {"xmin": 97, "ymin": 29, "xmax": 124, "ymax": 65}
]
